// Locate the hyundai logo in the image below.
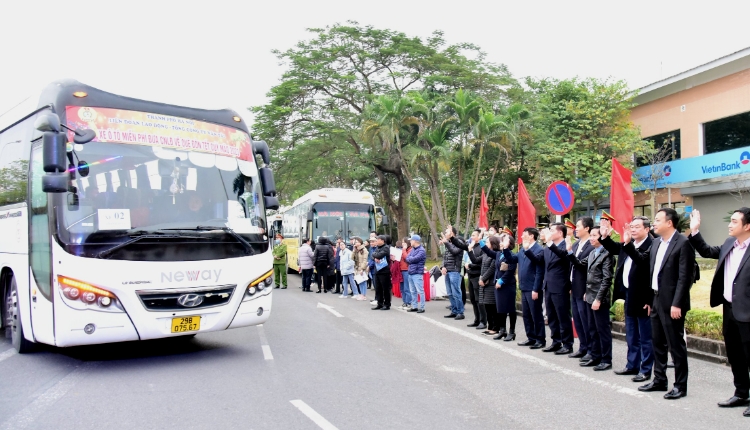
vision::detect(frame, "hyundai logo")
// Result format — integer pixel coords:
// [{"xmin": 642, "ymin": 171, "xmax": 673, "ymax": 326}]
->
[{"xmin": 177, "ymin": 293, "xmax": 204, "ymax": 308}]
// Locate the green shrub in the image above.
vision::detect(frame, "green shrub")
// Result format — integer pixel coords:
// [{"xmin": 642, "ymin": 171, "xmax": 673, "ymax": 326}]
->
[
  {"xmin": 685, "ymin": 309, "xmax": 723, "ymax": 341},
  {"xmin": 613, "ymin": 300, "xmax": 625, "ymax": 322}
]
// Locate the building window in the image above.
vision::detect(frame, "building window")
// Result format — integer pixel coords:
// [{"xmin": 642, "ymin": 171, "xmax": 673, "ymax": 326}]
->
[
  {"xmin": 704, "ymin": 111, "xmax": 750, "ymax": 154},
  {"xmin": 637, "ymin": 130, "xmax": 681, "ymax": 167}
]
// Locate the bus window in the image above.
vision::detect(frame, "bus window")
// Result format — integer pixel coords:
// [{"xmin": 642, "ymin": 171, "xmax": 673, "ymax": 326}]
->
[{"xmin": 29, "ymin": 145, "xmax": 52, "ymax": 297}]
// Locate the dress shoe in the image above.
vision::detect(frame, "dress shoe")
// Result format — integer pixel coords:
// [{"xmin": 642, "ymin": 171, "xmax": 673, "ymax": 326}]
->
[
  {"xmin": 493, "ymin": 333, "xmax": 507, "ymax": 340},
  {"xmin": 554, "ymin": 346, "xmax": 573, "ymax": 355},
  {"xmin": 744, "ymin": 405, "xmax": 750, "ymax": 417},
  {"xmin": 638, "ymin": 381, "xmax": 668, "ymax": 392},
  {"xmin": 467, "ymin": 322, "xmax": 480, "ymax": 327},
  {"xmin": 454, "ymin": 314, "xmax": 465, "ymax": 320},
  {"xmin": 663, "ymin": 388, "xmax": 687, "ymax": 399},
  {"xmin": 568, "ymin": 350, "xmax": 586, "ymax": 359},
  {"xmin": 717, "ymin": 396, "xmax": 749, "ymax": 407},
  {"xmin": 579, "ymin": 354, "xmax": 593, "ymax": 362},
  {"xmin": 542, "ymin": 343, "xmax": 562, "ymax": 353},
  {"xmin": 580, "ymin": 358, "xmax": 601, "ymax": 367},
  {"xmin": 614, "ymin": 367, "xmax": 639, "ymax": 376},
  {"xmin": 380, "ymin": 306, "xmax": 390, "ymax": 310},
  {"xmin": 476, "ymin": 323, "xmax": 487, "ymax": 330},
  {"xmin": 632, "ymin": 373, "xmax": 651, "ymax": 383},
  {"xmin": 503, "ymin": 332, "xmax": 516, "ymax": 342},
  {"xmin": 594, "ymin": 363, "xmax": 612, "ymax": 371},
  {"xmin": 407, "ymin": 308, "xmax": 418, "ymax": 312},
  {"xmin": 444, "ymin": 314, "xmax": 457, "ymax": 318},
  {"xmin": 371, "ymin": 306, "xmax": 383, "ymax": 310},
  {"xmin": 530, "ymin": 342, "xmax": 546, "ymax": 350},
  {"xmin": 517, "ymin": 339, "xmax": 535, "ymax": 347}
]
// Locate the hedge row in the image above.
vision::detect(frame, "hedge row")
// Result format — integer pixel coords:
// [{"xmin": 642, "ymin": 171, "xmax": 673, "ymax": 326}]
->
[{"xmin": 611, "ymin": 301, "xmax": 723, "ymax": 341}]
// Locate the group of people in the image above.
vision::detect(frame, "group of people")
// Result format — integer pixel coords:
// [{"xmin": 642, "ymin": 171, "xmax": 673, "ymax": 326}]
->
[{"xmin": 272, "ymin": 206, "xmax": 750, "ymax": 417}]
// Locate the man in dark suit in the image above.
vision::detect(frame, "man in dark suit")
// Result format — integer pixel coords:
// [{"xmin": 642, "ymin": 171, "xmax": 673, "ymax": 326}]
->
[
  {"xmin": 567, "ymin": 217, "xmax": 594, "ymax": 360},
  {"xmin": 689, "ymin": 208, "xmax": 750, "ymax": 417},
  {"xmin": 600, "ymin": 216, "xmax": 655, "ymax": 383},
  {"xmin": 526, "ymin": 223, "xmax": 573, "ymax": 355},
  {"xmin": 504, "ymin": 227, "xmax": 546, "ymax": 349},
  {"xmin": 623, "ymin": 208, "xmax": 694, "ymax": 400}
]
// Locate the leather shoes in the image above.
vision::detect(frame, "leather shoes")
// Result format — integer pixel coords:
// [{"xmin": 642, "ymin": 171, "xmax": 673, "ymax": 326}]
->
[
  {"xmin": 664, "ymin": 388, "xmax": 687, "ymax": 399},
  {"xmin": 594, "ymin": 363, "xmax": 612, "ymax": 371},
  {"xmin": 467, "ymin": 322, "xmax": 479, "ymax": 327},
  {"xmin": 555, "ymin": 347, "xmax": 573, "ymax": 355},
  {"xmin": 517, "ymin": 339, "xmax": 535, "ymax": 347},
  {"xmin": 632, "ymin": 373, "xmax": 651, "ymax": 383},
  {"xmin": 371, "ymin": 306, "xmax": 383, "ymax": 310},
  {"xmin": 744, "ymin": 405, "xmax": 750, "ymax": 417},
  {"xmin": 380, "ymin": 306, "xmax": 390, "ymax": 310},
  {"xmin": 568, "ymin": 350, "xmax": 586, "ymax": 359},
  {"xmin": 580, "ymin": 358, "xmax": 601, "ymax": 367},
  {"xmin": 718, "ymin": 396, "xmax": 750, "ymax": 408},
  {"xmin": 454, "ymin": 314, "xmax": 465, "ymax": 320},
  {"xmin": 529, "ymin": 342, "xmax": 545, "ymax": 349},
  {"xmin": 444, "ymin": 314, "xmax": 457, "ymax": 318},
  {"xmin": 638, "ymin": 381, "xmax": 668, "ymax": 392},
  {"xmin": 579, "ymin": 354, "xmax": 593, "ymax": 362},
  {"xmin": 407, "ymin": 308, "xmax": 418, "ymax": 312},
  {"xmin": 614, "ymin": 367, "xmax": 639, "ymax": 376},
  {"xmin": 476, "ymin": 323, "xmax": 487, "ymax": 330},
  {"xmin": 542, "ymin": 343, "xmax": 562, "ymax": 353}
]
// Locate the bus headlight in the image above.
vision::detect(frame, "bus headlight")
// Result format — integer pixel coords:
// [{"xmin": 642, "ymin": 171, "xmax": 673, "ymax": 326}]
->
[
  {"xmin": 57, "ymin": 276, "xmax": 124, "ymax": 313},
  {"xmin": 244, "ymin": 270, "xmax": 273, "ymax": 300}
]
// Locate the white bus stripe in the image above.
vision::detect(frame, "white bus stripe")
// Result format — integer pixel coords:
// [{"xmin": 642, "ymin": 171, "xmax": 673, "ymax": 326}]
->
[{"xmin": 290, "ymin": 399, "xmax": 339, "ymax": 430}]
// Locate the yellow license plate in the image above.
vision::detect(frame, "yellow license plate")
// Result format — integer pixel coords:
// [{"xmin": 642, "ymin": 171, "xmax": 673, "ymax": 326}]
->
[{"xmin": 171, "ymin": 316, "xmax": 201, "ymax": 333}]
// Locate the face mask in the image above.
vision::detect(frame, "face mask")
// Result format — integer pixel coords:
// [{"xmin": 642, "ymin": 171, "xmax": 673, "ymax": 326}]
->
[{"xmin": 274, "ymin": 239, "xmax": 281, "ymax": 245}]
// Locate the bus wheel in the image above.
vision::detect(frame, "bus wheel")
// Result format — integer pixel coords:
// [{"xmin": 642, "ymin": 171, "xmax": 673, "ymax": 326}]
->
[{"xmin": 5, "ymin": 277, "xmax": 35, "ymax": 353}]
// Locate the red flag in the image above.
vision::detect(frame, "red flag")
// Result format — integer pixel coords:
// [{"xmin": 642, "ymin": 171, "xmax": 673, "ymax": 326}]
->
[
  {"xmin": 610, "ymin": 158, "xmax": 634, "ymax": 235},
  {"xmin": 517, "ymin": 178, "xmax": 535, "ymax": 243},
  {"xmin": 478, "ymin": 188, "xmax": 489, "ymax": 230}
]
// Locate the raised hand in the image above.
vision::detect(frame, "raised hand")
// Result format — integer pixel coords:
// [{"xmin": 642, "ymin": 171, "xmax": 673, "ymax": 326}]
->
[
  {"xmin": 621, "ymin": 224, "xmax": 631, "ymax": 243},
  {"xmin": 599, "ymin": 223, "xmax": 610, "ymax": 238},
  {"xmin": 690, "ymin": 209, "xmax": 701, "ymax": 234},
  {"xmin": 540, "ymin": 228, "xmax": 550, "ymax": 243},
  {"xmin": 564, "ymin": 235, "xmax": 573, "ymax": 251},
  {"xmin": 501, "ymin": 235, "xmax": 510, "ymax": 249}
]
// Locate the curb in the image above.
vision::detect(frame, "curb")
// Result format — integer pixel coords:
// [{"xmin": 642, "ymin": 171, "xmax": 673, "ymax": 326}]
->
[{"xmin": 514, "ymin": 301, "xmax": 728, "ymax": 366}]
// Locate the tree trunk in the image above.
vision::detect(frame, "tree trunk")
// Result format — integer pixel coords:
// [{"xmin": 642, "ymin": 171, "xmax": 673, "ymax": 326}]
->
[
  {"xmin": 401, "ymin": 160, "xmax": 440, "ymax": 260},
  {"xmin": 373, "ymin": 163, "xmax": 410, "ymax": 243},
  {"xmin": 466, "ymin": 143, "xmax": 485, "ymax": 234},
  {"xmin": 455, "ymin": 154, "xmax": 463, "ymax": 228},
  {"xmin": 430, "ymin": 194, "xmax": 439, "ymax": 260}
]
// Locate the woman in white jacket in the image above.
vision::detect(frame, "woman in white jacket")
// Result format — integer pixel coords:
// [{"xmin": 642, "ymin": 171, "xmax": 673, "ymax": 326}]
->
[{"xmin": 338, "ymin": 241, "xmax": 356, "ymax": 298}]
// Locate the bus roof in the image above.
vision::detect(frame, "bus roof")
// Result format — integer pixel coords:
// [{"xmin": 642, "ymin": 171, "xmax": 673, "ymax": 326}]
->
[
  {"xmin": 0, "ymin": 79, "xmax": 250, "ymax": 134},
  {"xmin": 292, "ymin": 188, "xmax": 375, "ymax": 207}
]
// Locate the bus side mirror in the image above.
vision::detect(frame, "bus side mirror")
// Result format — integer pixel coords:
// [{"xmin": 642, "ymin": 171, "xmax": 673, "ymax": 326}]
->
[
  {"xmin": 259, "ymin": 167, "xmax": 276, "ymax": 196},
  {"xmin": 264, "ymin": 196, "xmax": 279, "ymax": 210},
  {"xmin": 252, "ymin": 140, "xmax": 270, "ymax": 165},
  {"xmin": 42, "ymin": 174, "xmax": 68, "ymax": 192},
  {"xmin": 42, "ymin": 132, "xmax": 67, "ymax": 173}
]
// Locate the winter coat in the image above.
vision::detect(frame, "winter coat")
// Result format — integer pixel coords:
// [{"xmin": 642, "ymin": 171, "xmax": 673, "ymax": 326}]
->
[
  {"xmin": 353, "ymin": 245, "xmax": 369, "ymax": 274},
  {"xmin": 339, "ymin": 248, "xmax": 355, "ymax": 275},
  {"xmin": 399, "ymin": 247, "xmax": 411, "ymax": 272},
  {"xmin": 442, "ymin": 237, "xmax": 464, "ymax": 272},
  {"xmin": 372, "ymin": 244, "xmax": 391, "ymax": 273},
  {"xmin": 298, "ymin": 243, "xmax": 314, "ymax": 270},
  {"xmin": 478, "ymin": 253, "xmax": 496, "ymax": 305},
  {"xmin": 405, "ymin": 245, "xmax": 426, "ymax": 275},
  {"xmin": 313, "ymin": 239, "xmax": 333, "ymax": 267}
]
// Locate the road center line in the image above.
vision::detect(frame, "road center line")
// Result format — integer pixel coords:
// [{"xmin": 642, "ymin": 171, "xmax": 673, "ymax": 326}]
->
[
  {"xmin": 0, "ymin": 349, "xmax": 17, "ymax": 363},
  {"xmin": 257, "ymin": 325, "xmax": 273, "ymax": 360},
  {"xmin": 317, "ymin": 302, "xmax": 344, "ymax": 318},
  {"xmin": 290, "ymin": 399, "xmax": 339, "ymax": 430},
  {"xmin": 0, "ymin": 362, "xmax": 99, "ymax": 430},
  {"xmin": 416, "ymin": 314, "xmax": 651, "ymax": 400}
]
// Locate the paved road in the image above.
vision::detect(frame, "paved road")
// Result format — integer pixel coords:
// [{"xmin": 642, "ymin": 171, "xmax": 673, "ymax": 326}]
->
[{"xmin": 0, "ymin": 274, "xmax": 745, "ymax": 429}]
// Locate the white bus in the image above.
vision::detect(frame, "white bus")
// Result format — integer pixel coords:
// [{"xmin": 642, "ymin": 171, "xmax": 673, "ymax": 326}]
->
[
  {"xmin": 0, "ymin": 80, "xmax": 280, "ymax": 352},
  {"xmin": 282, "ymin": 188, "xmax": 376, "ymax": 272}
]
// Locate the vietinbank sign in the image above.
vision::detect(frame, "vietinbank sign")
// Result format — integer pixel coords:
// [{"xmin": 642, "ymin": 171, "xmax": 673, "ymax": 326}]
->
[{"xmin": 635, "ymin": 147, "xmax": 750, "ymax": 190}]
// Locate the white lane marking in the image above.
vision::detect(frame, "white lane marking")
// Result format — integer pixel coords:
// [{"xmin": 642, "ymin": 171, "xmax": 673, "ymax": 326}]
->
[
  {"xmin": 257, "ymin": 325, "xmax": 273, "ymax": 361},
  {"xmin": 290, "ymin": 399, "xmax": 339, "ymax": 430},
  {"xmin": 0, "ymin": 349, "xmax": 17, "ymax": 363},
  {"xmin": 416, "ymin": 315, "xmax": 650, "ymax": 400},
  {"xmin": 0, "ymin": 362, "xmax": 99, "ymax": 430},
  {"xmin": 262, "ymin": 345, "xmax": 274, "ymax": 360},
  {"xmin": 317, "ymin": 302, "xmax": 344, "ymax": 318}
]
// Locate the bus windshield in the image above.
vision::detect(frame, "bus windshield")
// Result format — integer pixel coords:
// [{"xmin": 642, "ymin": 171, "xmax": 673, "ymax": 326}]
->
[
  {"xmin": 56, "ymin": 141, "xmax": 267, "ymax": 260},
  {"xmin": 312, "ymin": 203, "xmax": 374, "ymax": 242}
]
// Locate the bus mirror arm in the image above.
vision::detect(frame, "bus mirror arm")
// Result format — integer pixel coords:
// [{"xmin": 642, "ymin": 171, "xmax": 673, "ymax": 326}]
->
[
  {"xmin": 264, "ymin": 196, "xmax": 279, "ymax": 210},
  {"xmin": 60, "ymin": 124, "xmax": 96, "ymax": 144}
]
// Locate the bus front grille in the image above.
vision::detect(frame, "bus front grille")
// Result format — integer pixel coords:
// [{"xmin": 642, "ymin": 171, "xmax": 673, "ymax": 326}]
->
[{"xmin": 136, "ymin": 285, "xmax": 236, "ymax": 311}]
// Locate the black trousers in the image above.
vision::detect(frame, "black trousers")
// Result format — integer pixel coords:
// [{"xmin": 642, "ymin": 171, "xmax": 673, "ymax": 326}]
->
[
  {"xmin": 468, "ymin": 276, "xmax": 487, "ymax": 324},
  {"xmin": 301, "ymin": 268, "xmax": 313, "ymax": 290},
  {"xmin": 498, "ymin": 312, "xmax": 517, "ymax": 332},
  {"xmin": 651, "ymin": 297, "xmax": 688, "ymax": 391},
  {"xmin": 315, "ymin": 264, "xmax": 331, "ymax": 292},
  {"xmin": 724, "ymin": 300, "xmax": 750, "ymax": 398},
  {"xmin": 375, "ymin": 269, "xmax": 391, "ymax": 307},
  {"xmin": 546, "ymin": 290, "xmax": 574, "ymax": 348},
  {"xmin": 586, "ymin": 301, "xmax": 613, "ymax": 364},
  {"xmin": 461, "ymin": 276, "xmax": 467, "ymax": 305},
  {"xmin": 485, "ymin": 304, "xmax": 499, "ymax": 331},
  {"xmin": 521, "ymin": 291, "xmax": 545, "ymax": 343},
  {"xmin": 334, "ymin": 271, "xmax": 343, "ymax": 292}
]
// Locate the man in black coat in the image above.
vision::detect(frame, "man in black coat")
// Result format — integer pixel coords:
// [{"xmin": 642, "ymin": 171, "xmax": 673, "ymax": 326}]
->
[
  {"xmin": 526, "ymin": 223, "xmax": 574, "ymax": 355},
  {"xmin": 567, "ymin": 217, "xmax": 594, "ymax": 360},
  {"xmin": 600, "ymin": 216, "xmax": 655, "ymax": 383},
  {"xmin": 452, "ymin": 229, "xmax": 487, "ymax": 329},
  {"xmin": 689, "ymin": 208, "xmax": 750, "ymax": 416},
  {"xmin": 623, "ymin": 208, "xmax": 694, "ymax": 400},
  {"xmin": 371, "ymin": 235, "xmax": 392, "ymax": 310}
]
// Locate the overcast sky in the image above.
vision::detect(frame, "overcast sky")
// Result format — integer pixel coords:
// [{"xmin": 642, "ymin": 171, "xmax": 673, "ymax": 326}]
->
[{"xmin": 2, "ymin": 0, "xmax": 749, "ymax": 127}]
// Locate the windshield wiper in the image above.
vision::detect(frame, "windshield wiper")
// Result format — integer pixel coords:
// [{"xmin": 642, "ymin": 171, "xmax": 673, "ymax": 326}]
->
[
  {"xmin": 97, "ymin": 230, "xmax": 206, "ymax": 259},
  {"xmin": 157, "ymin": 226, "xmax": 257, "ymax": 256}
]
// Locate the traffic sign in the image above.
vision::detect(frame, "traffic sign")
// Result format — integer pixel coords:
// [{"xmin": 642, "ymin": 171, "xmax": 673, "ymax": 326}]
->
[{"xmin": 545, "ymin": 181, "xmax": 575, "ymax": 216}]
